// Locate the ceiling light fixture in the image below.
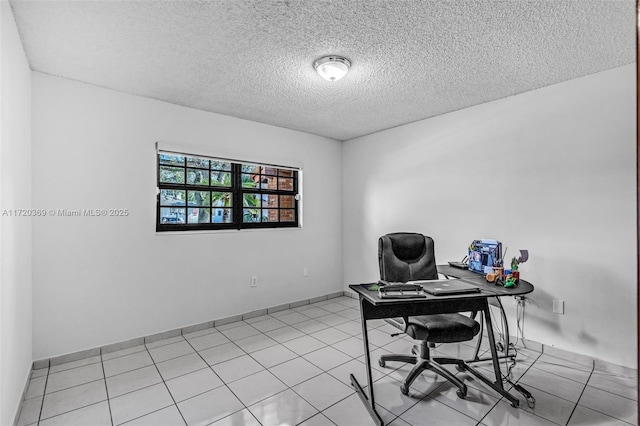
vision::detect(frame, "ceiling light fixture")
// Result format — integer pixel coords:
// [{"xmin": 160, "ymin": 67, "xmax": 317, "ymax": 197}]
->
[{"xmin": 314, "ymin": 56, "xmax": 351, "ymax": 82}]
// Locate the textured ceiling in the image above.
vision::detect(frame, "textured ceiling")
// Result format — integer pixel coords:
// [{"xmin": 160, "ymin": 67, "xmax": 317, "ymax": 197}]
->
[{"xmin": 9, "ymin": 0, "xmax": 636, "ymax": 141}]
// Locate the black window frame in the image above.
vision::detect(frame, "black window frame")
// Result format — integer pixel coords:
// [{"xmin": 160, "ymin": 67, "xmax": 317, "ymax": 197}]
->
[{"xmin": 157, "ymin": 151, "xmax": 300, "ymax": 232}]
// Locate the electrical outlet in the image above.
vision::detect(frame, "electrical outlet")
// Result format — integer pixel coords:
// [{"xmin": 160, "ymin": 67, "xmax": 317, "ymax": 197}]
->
[
  {"xmin": 303, "ymin": 267, "xmax": 308, "ymax": 277},
  {"xmin": 250, "ymin": 275, "xmax": 258, "ymax": 287},
  {"xmin": 553, "ymin": 299, "xmax": 564, "ymax": 314}
]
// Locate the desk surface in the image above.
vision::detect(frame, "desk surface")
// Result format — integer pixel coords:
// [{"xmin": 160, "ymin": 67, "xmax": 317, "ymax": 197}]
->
[{"xmin": 349, "ymin": 264, "xmax": 534, "ymax": 306}]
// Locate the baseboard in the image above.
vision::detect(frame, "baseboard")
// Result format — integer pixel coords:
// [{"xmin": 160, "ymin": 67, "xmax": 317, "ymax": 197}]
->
[
  {"xmin": 13, "ymin": 365, "xmax": 33, "ymax": 426},
  {"xmin": 31, "ymin": 290, "xmax": 347, "ymax": 370}
]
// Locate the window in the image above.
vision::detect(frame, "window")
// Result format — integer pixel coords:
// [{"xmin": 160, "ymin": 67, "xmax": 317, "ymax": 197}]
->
[{"xmin": 157, "ymin": 151, "xmax": 300, "ymax": 231}]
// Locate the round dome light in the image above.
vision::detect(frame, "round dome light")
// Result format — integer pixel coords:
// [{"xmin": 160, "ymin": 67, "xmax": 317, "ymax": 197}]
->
[{"xmin": 314, "ymin": 56, "xmax": 351, "ymax": 82}]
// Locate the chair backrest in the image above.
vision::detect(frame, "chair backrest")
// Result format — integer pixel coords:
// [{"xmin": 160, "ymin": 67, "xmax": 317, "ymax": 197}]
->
[{"xmin": 378, "ymin": 233, "xmax": 438, "ymax": 282}]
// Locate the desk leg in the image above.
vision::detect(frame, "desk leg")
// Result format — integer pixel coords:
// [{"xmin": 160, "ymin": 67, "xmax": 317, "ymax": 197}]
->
[
  {"xmin": 468, "ymin": 301, "xmax": 520, "ymax": 407},
  {"xmin": 350, "ymin": 296, "xmax": 384, "ymax": 426}
]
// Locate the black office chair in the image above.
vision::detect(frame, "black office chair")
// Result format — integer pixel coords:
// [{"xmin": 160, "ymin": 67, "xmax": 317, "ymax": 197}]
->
[{"xmin": 377, "ymin": 233, "xmax": 480, "ymax": 398}]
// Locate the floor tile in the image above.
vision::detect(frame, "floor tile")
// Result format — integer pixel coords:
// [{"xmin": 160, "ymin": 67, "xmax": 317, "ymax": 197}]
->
[
  {"xmin": 327, "ymin": 358, "xmax": 386, "ymax": 388},
  {"xmin": 366, "ymin": 327, "xmax": 401, "ymax": 348},
  {"xmin": 517, "ymin": 386, "xmax": 576, "ymax": 425},
  {"xmin": 124, "ymin": 405, "xmax": 186, "ymax": 425},
  {"xmin": 208, "ymin": 408, "xmax": 261, "ymax": 426},
  {"xmin": 31, "ymin": 367, "xmax": 49, "ymax": 378},
  {"xmin": 269, "ymin": 357, "xmax": 323, "ymax": 387},
  {"xmin": 249, "ymin": 317, "xmax": 287, "ymax": 333},
  {"xmin": 366, "ymin": 347, "xmax": 394, "ymax": 374},
  {"xmin": 25, "ymin": 375, "xmax": 47, "ymax": 399},
  {"xmin": 211, "ymin": 354, "xmax": 264, "ymax": 383},
  {"xmin": 400, "ymin": 395, "xmax": 478, "ymax": 425},
  {"xmin": 388, "ymin": 418, "xmax": 412, "ymax": 426},
  {"xmin": 476, "ymin": 355, "xmax": 533, "ymax": 383},
  {"xmin": 198, "ymin": 342, "xmax": 245, "ymax": 366},
  {"xmin": 218, "ymin": 324, "xmax": 261, "ymax": 341},
  {"xmin": 146, "ymin": 335, "xmax": 185, "ymax": 350},
  {"xmin": 102, "ymin": 345, "xmax": 147, "ymax": 361},
  {"xmin": 322, "ymin": 393, "xmax": 395, "ymax": 426},
  {"xmin": 568, "ymin": 405, "xmax": 632, "ymax": 426},
  {"xmin": 45, "ymin": 362, "xmax": 104, "ymax": 393},
  {"xmin": 268, "ymin": 309, "xmax": 295, "ymax": 318},
  {"xmin": 264, "ymin": 325, "xmax": 306, "ymax": 343},
  {"xmin": 148, "ymin": 341, "xmax": 195, "ymax": 363},
  {"xmin": 315, "ymin": 313, "xmax": 350, "ymax": 327},
  {"xmin": 177, "ymin": 386, "xmax": 244, "ymax": 426},
  {"xmin": 333, "ymin": 320, "xmax": 363, "ymax": 336},
  {"xmin": 594, "ymin": 361, "xmax": 638, "ymax": 379},
  {"xmin": 103, "ymin": 351, "xmax": 154, "ymax": 377},
  {"xmin": 106, "ymin": 365, "xmax": 163, "ymax": 398},
  {"xmin": 292, "ymin": 319, "xmax": 330, "ymax": 334},
  {"xmin": 292, "ymin": 372, "xmax": 354, "ymax": 411},
  {"xmin": 365, "ymin": 319, "xmax": 388, "ymax": 329},
  {"xmin": 331, "ymin": 336, "xmax": 365, "ymax": 358},
  {"xmin": 332, "ymin": 295, "xmax": 358, "ymax": 307},
  {"xmin": 18, "ymin": 297, "xmax": 640, "ymax": 426},
  {"xmin": 234, "ymin": 333, "xmax": 278, "ymax": 353},
  {"xmin": 335, "ymin": 308, "xmax": 362, "ymax": 321},
  {"xmin": 40, "ymin": 380, "xmax": 107, "ymax": 420},
  {"xmin": 538, "ymin": 351, "xmax": 593, "ymax": 372},
  {"xmin": 437, "ymin": 341, "xmax": 481, "ymax": 360},
  {"xmin": 309, "ymin": 327, "xmax": 352, "ymax": 345},
  {"xmin": 283, "ymin": 335, "xmax": 326, "ymax": 356},
  {"xmin": 228, "ymin": 370, "xmax": 287, "ymax": 406},
  {"xmin": 16, "ymin": 395, "xmax": 42, "ymax": 426},
  {"xmin": 250, "ymin": 343, "xmax": 298, "ymax": 368},
  {"xmin": 165, "ymin": 367, "xmax": 223, "ymax": 402},
  {"xmin": 248, "ymin": 388, "xmax": 318, "ymax": 426},
  {"xmin": 303, "ymin": 346, "xmax": 352, "ymax": 371},
  {"xmin": 182, "ymin": 327, "xmax": 217, "ymax": 340},
  {"xmin": 369, "ymin": 375, "xmax": 425, "ymax": 416},
  {"xmin": 186, "ymin": 331, "xmax": 230, "ymax": 351},
  {"xmin": 49, "ymin": 355, "xmax": 102, "ymax": 374},
  {"xmin": 588, "ymin": 370, "xmax": 638, "ymax": 400},
  {"xmin": 298, "ymin": 306, "xmax": 332, "ymax": 318},
  {"xmin": 481, "ymin": 399, "xmax": 558, "ymax": 425},
  {"xmin": 214, "ymin": 320, "xmax": 244, "ymax": 331},
  {"xmin": 578, "ymin": 385, "xmax": 638, "ymax": 425},
  {"xmin": 532, "ymin": 357, "xmax": 592, "ymax": 384},
  {"xmin": 317, "ymin": 302, "xmax": 350, "ymax": 313},
  {"xmin": 274, "ymin": 311, "xmax": 310, "ymax": 325},
  {"xmin": 518, "ymin": 365, "xmax": 585, "ymax": 402},
  {"xmin": 38, "ymin": 401, "xmax": 111, "ymax": 426},
  {"xmin": 156, "ymin": 353, "xmax": 208, "ymax": 381},
  {"xmin": 430, "ymin": 381, "xmax": 501, "ymax": 421},
  {"xmin": 110, "ymin": 382, "xmax": 174, "ymax": 425},
  {"xmin": 298, "ymin": 413, "xmax": 336, "ymax": 426},
  {"xmin": 244, "ymin": 314, "xmax": 271, "ymax": 324},
  {"xmin": 385, "ymin": 362, "xmax": 448, "ymax": 397},
  {"xmin": 379, "ymin": 336, "xmax": 416, "ymax": 356}
]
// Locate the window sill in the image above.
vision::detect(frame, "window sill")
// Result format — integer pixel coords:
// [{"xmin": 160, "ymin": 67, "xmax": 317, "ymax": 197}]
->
[{"xmin": 155, "ymin": 226, "xmax": 302, "ymax": 236}]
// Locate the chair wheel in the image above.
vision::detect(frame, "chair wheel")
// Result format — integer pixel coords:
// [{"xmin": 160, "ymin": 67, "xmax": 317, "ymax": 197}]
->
[
  {"xmin": 400, "ymin": 384, "xmax": 409, "ymax": 395},
  {"xmin": 378, "ymin": 359, "xmax": 386, "ymax": 368},
  {"xmin": 456, "ymin": 389, "xmax": 467, "ymax": 399}
]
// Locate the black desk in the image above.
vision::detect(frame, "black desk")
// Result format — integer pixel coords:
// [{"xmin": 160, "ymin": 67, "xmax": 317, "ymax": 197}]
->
[{"xmin": 349, "ymin": 266, "xmax": 534, "ymax": 426}]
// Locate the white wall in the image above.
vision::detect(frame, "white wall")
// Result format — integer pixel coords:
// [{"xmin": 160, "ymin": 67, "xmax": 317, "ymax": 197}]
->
[
  {"xmin": 32, "ymin": 73, "xmax": 343, "ymax": 360},
  {"xmin": 343, "ymin": 65, "xmax": 637, "ymax": 368},
  {"xmin": 0, "ymin": 2, "xmax": 33, "ymax": 425}
]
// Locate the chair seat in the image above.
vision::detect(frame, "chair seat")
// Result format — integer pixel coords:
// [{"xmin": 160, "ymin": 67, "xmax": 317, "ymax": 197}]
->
[{"xmin": 406, "ymin": 314, "xmax": 480, "ymax": 343}]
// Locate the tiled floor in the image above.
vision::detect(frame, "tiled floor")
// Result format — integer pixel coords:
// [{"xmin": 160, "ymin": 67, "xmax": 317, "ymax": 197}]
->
[{"xmin": 18, "ymin": 296, "xmax": 638, "ymax": 425}]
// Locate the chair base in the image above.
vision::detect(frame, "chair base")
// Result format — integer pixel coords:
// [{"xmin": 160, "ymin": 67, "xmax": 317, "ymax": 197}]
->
[{"xmin": 379, "ymin": 341, "xmax": 468, "ymax": 398}]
